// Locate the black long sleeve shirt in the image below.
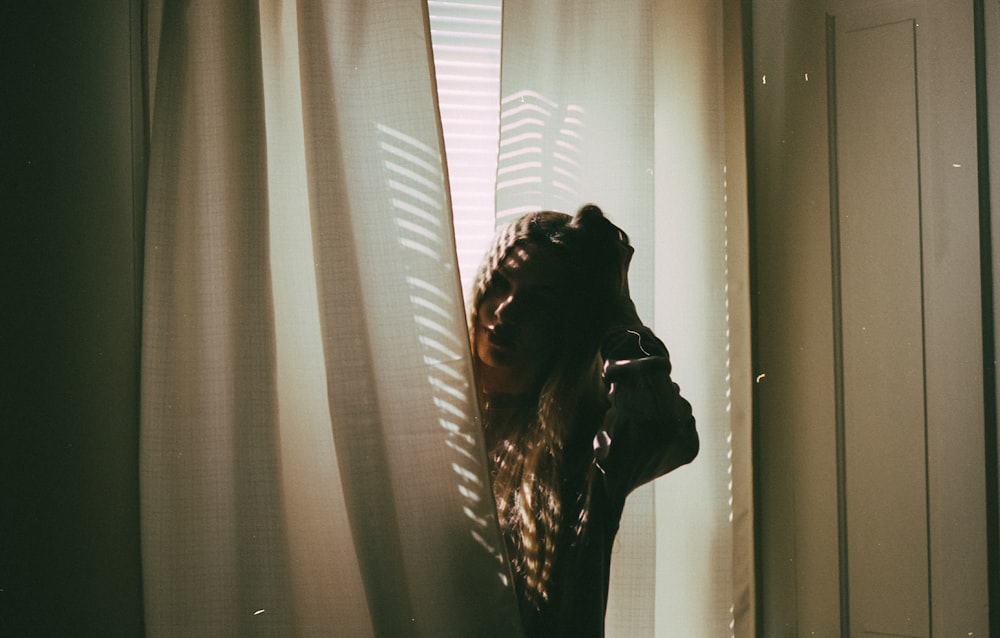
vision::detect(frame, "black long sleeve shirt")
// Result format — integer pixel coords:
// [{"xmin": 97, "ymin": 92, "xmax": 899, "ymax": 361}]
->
[{"xmin": 514, "ymin": 326, "xmax": 699, "ymax": 637}]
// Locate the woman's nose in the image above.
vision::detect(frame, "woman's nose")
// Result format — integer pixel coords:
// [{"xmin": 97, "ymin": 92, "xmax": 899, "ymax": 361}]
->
[{"xmin": 494, "ymin": 293, "xmax": 520, "ymax": 323}]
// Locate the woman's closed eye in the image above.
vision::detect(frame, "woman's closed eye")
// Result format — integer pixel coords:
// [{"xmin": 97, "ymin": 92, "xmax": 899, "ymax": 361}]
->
[{"xmin": 490, "ymin": 272, "xmax": 511, "ymax": 295}]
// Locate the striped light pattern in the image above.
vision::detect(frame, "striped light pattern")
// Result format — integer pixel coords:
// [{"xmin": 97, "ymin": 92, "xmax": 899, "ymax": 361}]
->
[{"xmin": 428, "ymin": 0, "xmax": 504, "ymax": 300}]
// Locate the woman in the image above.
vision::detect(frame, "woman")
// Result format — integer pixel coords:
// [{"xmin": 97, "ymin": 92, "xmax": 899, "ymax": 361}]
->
[{"xmin": 469, "ymin": 204, "xmax": 699, "ymax": 636}]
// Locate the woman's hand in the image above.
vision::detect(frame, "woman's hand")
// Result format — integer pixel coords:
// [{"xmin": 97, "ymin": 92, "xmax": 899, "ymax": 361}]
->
[
  {"xmin": 580, "ymin": 205, "xmax": 641, "ymax": 326},
  {"xmin": 571, "ymin": 204, "xmax": 644, "ymax": 330}
]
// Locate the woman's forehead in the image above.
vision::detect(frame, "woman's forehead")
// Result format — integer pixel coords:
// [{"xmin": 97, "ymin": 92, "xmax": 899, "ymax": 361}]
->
[{"xmin": 499, "ymin": 242, "xmax": 567, "ymax": 287}]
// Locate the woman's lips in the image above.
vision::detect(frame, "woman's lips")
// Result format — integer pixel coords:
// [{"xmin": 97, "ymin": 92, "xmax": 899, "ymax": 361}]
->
[{"xmin": 486, "ymin": 324, "xmax": 516, "ymax": 352}]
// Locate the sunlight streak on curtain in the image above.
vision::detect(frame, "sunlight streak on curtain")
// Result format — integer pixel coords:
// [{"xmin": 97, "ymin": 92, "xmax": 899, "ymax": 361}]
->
[{"xmin": 140, "ymin": 1, "xmax": 521, "ymax": 635}]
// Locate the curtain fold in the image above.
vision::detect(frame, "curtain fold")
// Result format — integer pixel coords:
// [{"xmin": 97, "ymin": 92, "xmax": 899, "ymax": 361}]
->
[
  {"xmin": 140, "ymin": 2, "xmax": 295, "ymax": 635},
  {"xmin": 141, "ymin": 2, "xmax": 520, "ymax": 636}
]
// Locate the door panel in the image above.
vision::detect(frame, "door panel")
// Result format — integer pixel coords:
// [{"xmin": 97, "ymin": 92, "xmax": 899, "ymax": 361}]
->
[{"xmin": 836, "ymin": 16, "xmax": 930, "ymax": 637}]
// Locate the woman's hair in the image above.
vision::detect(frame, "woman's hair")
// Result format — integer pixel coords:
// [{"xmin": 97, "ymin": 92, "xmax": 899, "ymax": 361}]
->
[{"xmin": 469, "ymin": 204, "xmax": 629, "ymax": 608}]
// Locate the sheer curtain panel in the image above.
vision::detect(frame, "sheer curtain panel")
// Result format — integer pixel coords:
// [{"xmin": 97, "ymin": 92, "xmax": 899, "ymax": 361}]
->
[
  {"xmin": 492, "ymin": 0, "xmax": 753, "ymax": 635},
  {"xmin": 140, "ymin": 2, "xmax": 520, "ymax": 636}
]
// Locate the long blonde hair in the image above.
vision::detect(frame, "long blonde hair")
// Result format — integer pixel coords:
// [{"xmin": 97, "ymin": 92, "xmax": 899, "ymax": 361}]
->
[{"xmin": 469, "ymin": 208, "xmax": 620, "ymax": 607}]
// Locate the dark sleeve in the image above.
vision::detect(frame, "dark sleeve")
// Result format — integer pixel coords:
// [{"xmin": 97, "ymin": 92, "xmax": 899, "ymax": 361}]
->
[{"xmin": 592, "ymin": 325, "xmax": 699, "ymax": 499}]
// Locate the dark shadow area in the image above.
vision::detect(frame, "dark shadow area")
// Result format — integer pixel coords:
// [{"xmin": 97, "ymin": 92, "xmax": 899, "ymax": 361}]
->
[{"xmin": 0, "ymin": 2, "xmax": 146, "ymax": 636}]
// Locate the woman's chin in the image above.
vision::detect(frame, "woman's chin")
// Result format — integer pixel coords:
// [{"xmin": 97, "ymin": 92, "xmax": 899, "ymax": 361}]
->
[{"xmin": 477, "ymin": 336, "xmax": 517, "ymax": 367}]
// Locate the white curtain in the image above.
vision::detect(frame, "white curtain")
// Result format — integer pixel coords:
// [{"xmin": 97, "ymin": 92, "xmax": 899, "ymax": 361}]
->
[
  {"xmin": 141, "ymin": 1, "xmax": 519, "ymax": 636},
  {"xmin": 140, "ymin": 0, "xmax": 752, "ymax": 636}
]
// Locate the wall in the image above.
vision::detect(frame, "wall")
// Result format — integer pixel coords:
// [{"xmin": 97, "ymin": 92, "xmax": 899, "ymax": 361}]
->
[{"xmin": 1, "ymin": 3, "xmax": 145, "ymax": 636}]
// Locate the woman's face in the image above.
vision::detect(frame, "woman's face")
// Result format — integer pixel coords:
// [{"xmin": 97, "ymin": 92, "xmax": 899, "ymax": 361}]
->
[{"xmin": 475, "ymin": 242, "xmax": 568, "ymax": 396}]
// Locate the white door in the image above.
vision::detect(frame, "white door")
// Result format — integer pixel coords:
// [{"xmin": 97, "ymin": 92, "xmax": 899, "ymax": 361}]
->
[{"xmin": 751, "ymin": 1, "xmax": 988, "ymax": 635}]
